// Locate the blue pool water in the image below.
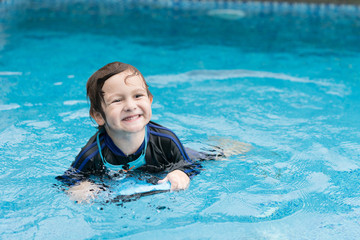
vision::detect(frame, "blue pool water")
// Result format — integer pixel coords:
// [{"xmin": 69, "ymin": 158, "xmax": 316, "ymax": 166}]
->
[{"xmin": 1, "ymin": 0, "xmax": 360, "ymax": 239}]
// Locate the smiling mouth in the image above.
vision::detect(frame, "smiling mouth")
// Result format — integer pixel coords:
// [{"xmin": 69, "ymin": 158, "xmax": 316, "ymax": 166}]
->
[{"xmin": 122, "ymin": 114, "xmax": 141, "ymax": 121}]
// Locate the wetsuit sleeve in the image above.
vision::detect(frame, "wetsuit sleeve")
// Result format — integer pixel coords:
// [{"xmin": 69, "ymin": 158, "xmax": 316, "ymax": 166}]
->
[
  {"xmin": 56, "ymin": 134, "xmax": 101, "ymax": 186},
  {"xmin": 167, "ymin": 136, "xmax": 202, "ymax": 178},
  {"xmin": 147, "ymin": 122, "xmax": 202, "ymax": 178}
]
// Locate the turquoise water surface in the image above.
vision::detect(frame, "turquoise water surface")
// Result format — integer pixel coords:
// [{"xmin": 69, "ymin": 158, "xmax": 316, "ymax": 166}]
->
[{"xmin": 1, "ymin": 0, "xmax": 360, "ymax": 239}]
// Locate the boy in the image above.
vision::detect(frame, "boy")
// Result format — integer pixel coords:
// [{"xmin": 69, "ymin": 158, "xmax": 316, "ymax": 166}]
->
[{"xmin": 58, "ymin": 62, "xmax": 201, "ymax": 202}]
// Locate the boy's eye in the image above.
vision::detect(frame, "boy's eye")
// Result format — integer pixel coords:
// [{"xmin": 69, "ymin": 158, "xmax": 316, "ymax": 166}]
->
[
  {"xmin": 112, "ymin": 99, "xmax": 122, "ymax": 103},
  {"xmin": 135, "ymin": 94, "xmax": 144, "ymax": 98}
]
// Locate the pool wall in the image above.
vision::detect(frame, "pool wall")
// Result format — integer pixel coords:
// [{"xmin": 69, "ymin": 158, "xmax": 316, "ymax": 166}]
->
[
  {"xmin": 1, "ymin": 0, "xmax": 360, "ymax": 14},
  {"xmin": 1, "ymin": 0, "xmax": 360, "ymax": 6}
]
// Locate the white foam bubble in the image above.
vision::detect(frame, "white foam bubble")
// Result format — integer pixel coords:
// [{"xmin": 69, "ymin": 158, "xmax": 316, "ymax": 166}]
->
[
  {"xmin": 63, "ymin": 100, "xmax": 87, "ymax": 106},
  {"xmin": 0, "ymin": 71, "xmax": 22, "ymax": 76},
  {"xmin": 59, "ymin": 108, "xmax": 89, "ymax": 121},
  {"xmin": 0, "ymin": 103, "xmax": 20, "ymax": 111},
  {"xmin": 0, "ymin": 125, "xmax": 27, "ymax": 147},
  {"xmin": 24, "ymin": 120, "xmax": 52, "ymax": 129},
  {"xmin": 305, "ymin": 172, "xmax": 331, "ymax": 193},
  {"xmin": 207, "ymin": 9, "xmax": 246, "ymax": 20},
  {"xmin": 304, "ymin": 143, "xmax": 360, "ymax": 172}
]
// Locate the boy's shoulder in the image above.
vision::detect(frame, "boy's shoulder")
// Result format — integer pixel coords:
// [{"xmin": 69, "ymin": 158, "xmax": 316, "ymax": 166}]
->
[
  {"xmin": 148, "ymin": 121, "xmax": 168, "ymax": 131},
  {"xmin": 147, "ymin": 121, "xmax": 190, "ymax": 162},
  {"xmin": 148, "ymin": 121, "xmax": 174, "ymax": 134},
  {"xmin": 148, "ymin": 121, "xmax": 180, "ymax": 142}
]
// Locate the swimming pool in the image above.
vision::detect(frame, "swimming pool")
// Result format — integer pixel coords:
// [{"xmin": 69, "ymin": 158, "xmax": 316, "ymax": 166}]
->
[{"xmin": 1, "ymin": 0, "xmax": 360, "ymax": 239}]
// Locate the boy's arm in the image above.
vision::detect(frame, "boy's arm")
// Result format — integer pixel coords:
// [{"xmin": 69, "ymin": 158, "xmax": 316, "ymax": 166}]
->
[
  {"xmin": 56, "ymin": 167, "xmax": 101, "ymax": 203},
  {"xmin": 167, "ymin": 141, "xmax": 202, "ymax": 179},
  {"xmin": 56, "ymin": 133, "xmax": 103, "ymax": 202},
  {"xmin": 57, "ymin": 167, "xmax": 106, "ymax": 203},
  {"xmin": 157, "ymin": 134, "xmax": 201, "ymax": 190},
  {"xmin": 56, "ymin": 167, "xmax": 85, "ymax": 186},
  {"xmin": 66, "ymin": 180, "xmax": 102, "ymax": 203}
]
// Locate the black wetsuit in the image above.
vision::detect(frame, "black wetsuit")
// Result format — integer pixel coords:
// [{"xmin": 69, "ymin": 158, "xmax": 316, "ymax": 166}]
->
[{"xmin": 57, "ymin": 121, "xmax": 202, "ymax": 185}]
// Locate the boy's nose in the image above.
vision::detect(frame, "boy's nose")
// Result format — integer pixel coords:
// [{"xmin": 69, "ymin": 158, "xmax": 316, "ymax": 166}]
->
[{"xmin": 124, "ymin": 99, "xmax": 137, "ymax": 111}]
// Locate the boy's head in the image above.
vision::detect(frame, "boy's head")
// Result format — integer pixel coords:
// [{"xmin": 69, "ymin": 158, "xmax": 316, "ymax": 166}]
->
[{"xmin": 86, "ymin": 62, "xmax": 153, "ymax": 126}]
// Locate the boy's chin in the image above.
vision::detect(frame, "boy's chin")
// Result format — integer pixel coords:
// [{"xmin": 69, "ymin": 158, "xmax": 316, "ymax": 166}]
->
[{"xmin": 119, "ymin": 124, "xmax": 147, "ymax": 134}]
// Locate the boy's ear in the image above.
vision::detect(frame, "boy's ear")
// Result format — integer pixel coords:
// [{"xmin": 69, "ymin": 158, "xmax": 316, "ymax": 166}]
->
[
  {"xmin": 149, "ymin": 95, "xmax": 153, "ymax": 104},
  {"xmin": 91, "ymin": 111, "xmax": 105, "ymax": 126}
]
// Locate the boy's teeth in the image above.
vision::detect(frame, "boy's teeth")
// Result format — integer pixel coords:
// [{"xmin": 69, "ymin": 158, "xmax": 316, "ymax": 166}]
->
[{"xmin": 124, "ymin": 115, "xmax": 139, "ymax": 121}]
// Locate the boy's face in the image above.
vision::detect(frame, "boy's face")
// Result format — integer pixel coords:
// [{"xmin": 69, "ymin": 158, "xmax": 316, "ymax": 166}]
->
[{"xmin": 93, "ymin": 70, "xmax": 153, "ymax": 136}]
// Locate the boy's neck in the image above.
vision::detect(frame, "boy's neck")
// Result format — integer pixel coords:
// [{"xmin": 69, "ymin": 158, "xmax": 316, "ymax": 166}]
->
[{"xmin": 105, "ymin": 127, "xmax": 146, "ymax": 156}]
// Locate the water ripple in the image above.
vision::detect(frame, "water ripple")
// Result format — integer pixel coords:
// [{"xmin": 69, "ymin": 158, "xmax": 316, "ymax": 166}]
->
[{"xmin": 147, "ymin": 69, "xmax": 349, "ymax": 96}]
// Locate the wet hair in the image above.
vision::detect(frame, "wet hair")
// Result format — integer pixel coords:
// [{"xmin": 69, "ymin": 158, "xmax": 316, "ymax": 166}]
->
[{"xmin": 86, "ymin": 61, "xmax": 152, "ymax": 121}]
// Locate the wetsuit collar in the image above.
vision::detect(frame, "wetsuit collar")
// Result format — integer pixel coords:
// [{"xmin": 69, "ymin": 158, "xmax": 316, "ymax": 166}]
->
[
  {"xmin": 104, "ymin": 129, "xmax": 148, "ymax": 157},
  {"xmin": 97, "ymin": 125, "xmax": 149, "ymax": 171}
]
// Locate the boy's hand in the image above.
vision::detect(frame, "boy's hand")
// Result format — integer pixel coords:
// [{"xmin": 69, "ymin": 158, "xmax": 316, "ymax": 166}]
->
[
  {"xmin": 158, "ymin": 170, "xmax": 190, "ymax": 191},
  {"xmin": 66, "ymin": 181, "xmax": 101, "ymax": 203}
]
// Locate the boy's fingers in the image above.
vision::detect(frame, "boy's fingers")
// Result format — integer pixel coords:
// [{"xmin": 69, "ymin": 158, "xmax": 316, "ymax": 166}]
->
[
  {"xmin": 157, "ymin": 177, "xmax": 168, "ymax": 184},
  {"xmin": 170, "ymin": 183, "xmax": 178, "ymax": 191}
]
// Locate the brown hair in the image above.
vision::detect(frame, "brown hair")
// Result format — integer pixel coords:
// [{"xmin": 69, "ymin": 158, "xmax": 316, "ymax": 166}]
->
[{"xmin": 86, "ymin": 62, "xmax": 152, "ymax": 121}]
